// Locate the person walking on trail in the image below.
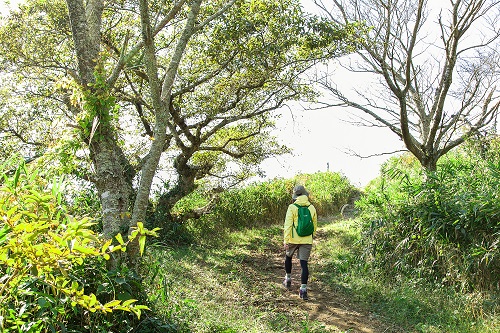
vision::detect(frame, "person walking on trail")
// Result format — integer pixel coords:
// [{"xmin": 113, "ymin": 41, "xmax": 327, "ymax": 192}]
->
[{"xmin": 283, "ymin": 185, "xmax": 318, "ymax": 300}]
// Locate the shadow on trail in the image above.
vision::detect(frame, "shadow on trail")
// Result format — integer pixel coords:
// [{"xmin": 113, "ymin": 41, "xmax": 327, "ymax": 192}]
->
[{"xmin": 238, "ymin": 223, "xmax": 404, "ymax": 333}]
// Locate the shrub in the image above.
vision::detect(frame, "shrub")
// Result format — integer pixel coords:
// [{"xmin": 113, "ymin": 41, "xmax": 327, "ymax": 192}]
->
[
  {"xmin": 163, "ymin": 171, "xmax": 355, "ymax": 244},
  {"xmin": 0, "ymin": 159, "xmax": 156, "ymax": 332},
  {"xmin": 358, "ymin": 139, "xmax": 500, "ymax": 291},
  {"xmin": 295, "ymin": 171, "xmax": 355, "ymax": 216}
]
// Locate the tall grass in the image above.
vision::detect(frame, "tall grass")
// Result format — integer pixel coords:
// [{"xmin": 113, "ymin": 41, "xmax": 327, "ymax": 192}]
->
[
  {"xmin": 357, "ymin": 137, "xmax": 500, "ymax": 292},
  {"xmin": 139, "ymin": 217, "xmax": 499, "ymax": 333},
  {"xmin": 162, "ymin": 171, "xmax": 355, "ymax": 244},
  {"xmin": 315, "ymin": 219, "xmax": 499, "ymax": 333},
  {"xmin": 294, "ymin": 171, "xmax": 354, "ymax": 216},
  {"xmin": 141, "ymin": 225, "xmax": 344, "ymax": 333}
]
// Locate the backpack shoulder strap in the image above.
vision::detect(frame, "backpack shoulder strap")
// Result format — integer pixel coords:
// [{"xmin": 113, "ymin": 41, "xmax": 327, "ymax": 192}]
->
[
  {"xmin": 292, "ymin": 204, "xmax": 298, "ymax": 237},
  {"xmin": 293, "ymin": 203, "xmax": 310, "ymax": 208}
]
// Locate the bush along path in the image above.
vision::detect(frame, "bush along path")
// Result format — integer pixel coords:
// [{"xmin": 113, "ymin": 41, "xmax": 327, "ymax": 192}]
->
[{"xmin": 143, "ymin": 216, "xmax": 406, "ymax": 333}]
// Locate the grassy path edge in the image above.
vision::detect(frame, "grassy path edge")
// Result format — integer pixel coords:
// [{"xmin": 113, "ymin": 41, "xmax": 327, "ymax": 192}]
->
[{"xmin": 141, "ymin": 216, "xmax": 497, "ymax": 333}]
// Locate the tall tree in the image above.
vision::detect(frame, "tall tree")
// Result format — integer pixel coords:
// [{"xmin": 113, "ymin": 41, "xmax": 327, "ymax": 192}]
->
[
  {"xmin": 315, "ymin": 0, "xmax": 500, "ymax": 171},
  {"xmin": 64, "ymin": 0, "xmax": 136, "ymax": 239},
  {"xmin": 0, "ymin": 0, "xmax": 357, "ymax": 243}
]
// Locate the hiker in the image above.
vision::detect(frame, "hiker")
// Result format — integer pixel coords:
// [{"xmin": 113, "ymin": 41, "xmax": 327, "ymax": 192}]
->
[{"xmin": 283, "ymin": 185, "xmax": 317, "ymax": 300}]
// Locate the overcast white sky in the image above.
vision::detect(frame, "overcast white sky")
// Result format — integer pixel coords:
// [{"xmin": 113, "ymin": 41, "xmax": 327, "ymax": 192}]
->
[
  {"xmin": 260, "ymin": 99, "xmax": 404, "ymax": 187},
  {"xmin": 0, "ymin": 0, "xmax": 17, "ymax": 14}
]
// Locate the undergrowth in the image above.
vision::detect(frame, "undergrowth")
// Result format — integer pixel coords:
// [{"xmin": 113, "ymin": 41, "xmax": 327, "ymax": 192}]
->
[
  {"xmin": 357, "ymin": 143, "xmax": 500, "ymax": 291},
  {"xmin": 139, "ymin": 218, "xmax": 499, "ymax": 333},
  {"xmin": 315, "ymin": 219, "xmax": 499, "ymax": 333},
  {"xmin": 140, "ymin": 226, "xmax": 331, "ymax": 333}
]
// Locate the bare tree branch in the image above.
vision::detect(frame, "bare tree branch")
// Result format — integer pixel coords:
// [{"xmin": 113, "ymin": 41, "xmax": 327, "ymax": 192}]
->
[{"xmin": 316, "ymin": 0, "xmax": 500, "ymax": 171}]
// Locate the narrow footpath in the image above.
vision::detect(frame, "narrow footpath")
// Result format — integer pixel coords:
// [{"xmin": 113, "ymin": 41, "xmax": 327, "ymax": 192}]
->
[{"xmin": 242, "ymin": 219, "xmax": 405, "ymax": 333}]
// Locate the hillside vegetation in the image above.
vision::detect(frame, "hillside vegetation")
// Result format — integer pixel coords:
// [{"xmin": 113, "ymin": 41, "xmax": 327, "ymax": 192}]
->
[
  {"xmin": 1, "ymin": 137, "xmax": 499, "ymax": 332},
  {"xmin": 358, "ymin": 139, "xmax": 500, "ymax": 292}
]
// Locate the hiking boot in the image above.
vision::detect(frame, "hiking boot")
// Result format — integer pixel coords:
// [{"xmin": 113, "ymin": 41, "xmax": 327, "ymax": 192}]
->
[
  {"xmin": 282, "ymin": 278, "xmax": 291, "ymax": 290},
  {"xmin": 299, "ymin": 288, "xmax": 308, "ymax": 300}
]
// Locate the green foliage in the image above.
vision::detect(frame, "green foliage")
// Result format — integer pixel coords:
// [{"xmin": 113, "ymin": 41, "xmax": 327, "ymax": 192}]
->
[
  {"xmin": 76, "ymin": 61, "xmax": 120, "ymax": 143},
  {"xmin": 165, "ymin": 171, "xmax": 355, "ymax": 245},
  {"xmin": 140, "ymin": 217, "xmax": 498, "ymax": 333},
  {"xmin": 315, "ymin": 219, "xmax": 499, "ymax": 333},
  {"xmin": 170, "ymin": 178, "xmax": 293, "ymax": 244},
  {"xmin": 295, "ymin": 171, "xmax": 355, "ymax": 216},
  {"xmin": 0, "ymin": 0, "xmax": 73, "ymax": 161},
  {"xmin": 1, "ymin": 0, "xmax": 364, "ymax": 227},
  {"xmin": 140, "ymin": 225, "xmax": 331, "ymax": 333},
  {"xmin": 209, "ymin": 178, "xmax": 293, "ymax": 229},
  {"xmin": 65, "ymin": 184, "xmax": 102, "ymax": 219},
  {"xmin": 0, "ymin": 158, "xmax": 158, "ymax": 332},
  {"xmin": 301, "ymin": 15, "xmax": 366, "ymax": 56},
  {"xmin": 358, "ymin": 137, "xmax": 500, "ymax": 291}
]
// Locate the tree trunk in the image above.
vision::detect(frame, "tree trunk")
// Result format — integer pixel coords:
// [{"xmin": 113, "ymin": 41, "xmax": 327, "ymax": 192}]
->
[
  {"xmin": 421, "ymin": 154, "xmax": 438, "ymax": 172},
  {"xmin": 126, "ymin": 0, "xmax": 202, "ymax": 261},
  {"xmin": 156, "ymin": 161, "xmax": 198, "ymax": 224},
  {"xmin": 89, "ymin": 136, "xmax": 134, "ymax": 239},
  {"xmin": 66, "ymin": 0, "xmax": 133, "ymax": 240}
]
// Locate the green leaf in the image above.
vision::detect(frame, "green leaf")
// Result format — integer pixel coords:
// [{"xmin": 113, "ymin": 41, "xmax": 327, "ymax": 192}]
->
[
  {"xmin": 101, "ymin": 239, "xmax": 113, "ymax": 253},
  {"xmin": 72, "ymin": 244, "xmax": 96, "ymax": 255},
  {"xmin": 110, "ymin": 245, "xmax": 122, "ymax": 252},
  {"xmin": 0, "ymin": 225, "xmax": 11, "ymax": 245},
  {"xmin": 104, "ymin": 300, "xmax": 121, "ymax": 308},
  {"xmin": 121, "ymin": 299, "xmax": 137, "ymax": 307},
  {"xmin": 13, "ymin": 165, "xmax": 21, "ymax": 189},
  {"xmin": 139, "ymin": 235, "xmax": 146, "ymax": 256},
  {"xmin": 115, "ymin": 233, "xmax": 125, "ymax": 245}
]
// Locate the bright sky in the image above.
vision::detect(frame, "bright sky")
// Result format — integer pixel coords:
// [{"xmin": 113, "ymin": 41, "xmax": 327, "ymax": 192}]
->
[
  {"xmin": 259, "ymin": 1, "xmax": 406, "ymax": 187},
  {"xmin": 0, "ymin": 0, "xmax": 404, "ymax": 187},
  {"xmin": 0, "ymin": 0, "xmax": 18, "ymax": 14},
  {"xmin": 261, "ymin": 102, "xmax": 404, "ymax": 187}
]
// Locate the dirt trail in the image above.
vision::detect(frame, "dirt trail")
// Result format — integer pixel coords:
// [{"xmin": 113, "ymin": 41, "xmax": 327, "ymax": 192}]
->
[
  {"xmin": 244, "ymin": 221, "xmax": 403, "ymax": 333},
  {"xmin": 273, "ymin": 255, "xmax": 399, "ymax": 333}
]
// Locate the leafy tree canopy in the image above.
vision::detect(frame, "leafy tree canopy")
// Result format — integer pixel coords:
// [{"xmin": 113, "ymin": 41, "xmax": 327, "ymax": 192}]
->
[{"xmin": 0, "ymin": 0, "xmax": 359, "ymax": 230}]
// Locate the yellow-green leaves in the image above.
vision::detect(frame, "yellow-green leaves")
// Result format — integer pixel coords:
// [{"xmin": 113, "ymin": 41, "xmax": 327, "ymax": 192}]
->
[
  {"xmin": 129, "ymin": 222, "xmax": 160, "ymax": 256},
  {"xmin": 0, "ymin": 161, "xmax": 157, "ymax": 330}
]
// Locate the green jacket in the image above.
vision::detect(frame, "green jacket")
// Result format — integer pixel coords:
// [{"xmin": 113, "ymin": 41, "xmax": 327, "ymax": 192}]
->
[{"xmin": 284, "ymin": 195, "xmax": 318, "ymax": 244}]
